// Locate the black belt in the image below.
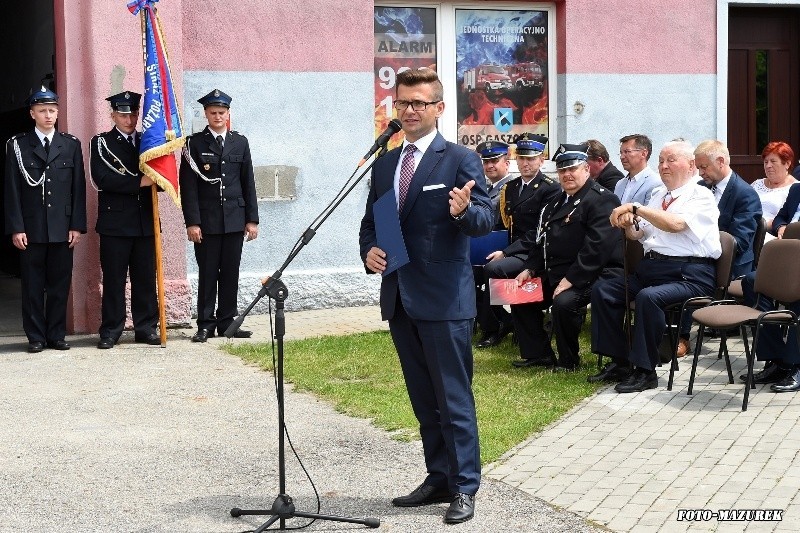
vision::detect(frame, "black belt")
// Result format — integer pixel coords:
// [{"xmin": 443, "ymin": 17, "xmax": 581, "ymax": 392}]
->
[{"xmin": 644, "ymin": 251, "xmax": 715, "ymax": 265}]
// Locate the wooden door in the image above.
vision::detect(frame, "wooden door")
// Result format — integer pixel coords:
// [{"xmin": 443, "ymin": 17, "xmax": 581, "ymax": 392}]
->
[{"xmin": 728, "ymin": 8, "xmax": 800, "ymax": 182}]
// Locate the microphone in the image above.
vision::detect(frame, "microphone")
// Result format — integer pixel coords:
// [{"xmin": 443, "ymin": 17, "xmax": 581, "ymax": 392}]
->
[{"xmin": 359, "ymin": 119, "xmax": 402, "ymax": 166}]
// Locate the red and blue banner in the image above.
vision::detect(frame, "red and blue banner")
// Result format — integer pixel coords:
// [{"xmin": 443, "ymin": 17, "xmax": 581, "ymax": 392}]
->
[{"xmin": 128, "ymin": 0, "xmax": 184, "ymax": 206}]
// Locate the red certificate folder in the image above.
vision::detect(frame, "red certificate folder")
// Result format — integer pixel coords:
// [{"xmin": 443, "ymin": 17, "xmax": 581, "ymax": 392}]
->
[{"xmin": 489, "ymin": 277, "xmax": 544, "ymax": 305}]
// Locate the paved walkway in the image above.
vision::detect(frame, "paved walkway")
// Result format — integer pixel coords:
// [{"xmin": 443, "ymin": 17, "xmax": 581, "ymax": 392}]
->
[
  {"xmin": 244, "ymin": 306, "xmax": 799, "ymax": 532},
  {"xmin": 3, "ymin": 304, "xmax": 797, "ymax": 532}
]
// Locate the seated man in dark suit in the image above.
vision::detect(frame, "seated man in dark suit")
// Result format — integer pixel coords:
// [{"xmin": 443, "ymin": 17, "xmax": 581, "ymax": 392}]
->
[
  {"xmin": 586, "ymin": 139, "xmax": 624, "ymax": 190},
  {"xmin": 514, "ymin": 144, "xmax": 623, "ymax": 371}
]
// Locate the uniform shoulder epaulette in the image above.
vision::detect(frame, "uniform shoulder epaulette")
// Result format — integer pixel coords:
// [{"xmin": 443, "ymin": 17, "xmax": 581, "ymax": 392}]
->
[
  {"xmin": 589, "ymin": 180, "xmax": 607, "ymax": 194},
  {"xmin": 9, "ymin": 132, "xmax": 26, "ymax": 142},
  {"xmin": 230, "ymin": 130, "xmax": 241, "ymax": 136},
  {"xmin": 542, "ymin": 175, "xmax": 555, "ymax": 185},
  {"xmin": 60, "ymin": 132, "xmax": 80, "ymax": 142}
]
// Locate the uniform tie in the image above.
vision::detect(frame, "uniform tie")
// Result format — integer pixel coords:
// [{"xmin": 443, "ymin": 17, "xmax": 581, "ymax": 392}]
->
[
  {"xmin": 216, "ymin": 135, "xmax": 224, "ymax": 149},
  {"xmin": 44, "ymin": 137, "xmax": 50, "ymax": 155},
  {"xmin": 398, "ymin": 144, "xmax": 416, "ymax": 211},
  {"xmin": 662, "ymin": 191, "xmax": 677, "ymax": 210},
  {"xmin": 128, "ymin": 134, "xmax": 136, "ymax": 146}
]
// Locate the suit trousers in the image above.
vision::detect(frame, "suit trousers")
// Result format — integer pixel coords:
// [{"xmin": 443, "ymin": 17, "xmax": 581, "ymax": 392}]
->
[
  {"xmin": 592, "ymin": 259, "xmax": 715, "ymax": 371},
  {"xmin": 512, "ymin": 280, "xmax": 591, "ymax": 367},
  {"xmin": 388, "ymin": 295, "xmax": 481, "ymax": 495},
  {"xmin": 194, "ymin": 232, "xmax": 244, "ymax": 333},
  {"xmin": 20, "ymin": 242, "xmax": 73, "ymax": 343},
  {"xmin": 99, "ymin": 234, "xmax": 158, "ymax": 340},
  {"xmin": 741, "ymin": 271, "xmax": 800, "ymax": 365}
]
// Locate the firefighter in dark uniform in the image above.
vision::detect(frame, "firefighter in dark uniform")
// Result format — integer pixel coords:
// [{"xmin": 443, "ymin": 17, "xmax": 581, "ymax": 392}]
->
[
  {"xmin": 483, "ymin": 134, "xmax": 561, "ymax": 364},
  {"xmin": 473, "ymin": 140, "xmax": 515, "ymax": 348},
  {"xmin": 179, "ymin": 89, "xmax": 259, "ymax": 342},
  {"xmin": 91, "ymin": 91, "xmax": 160, "ymax": 349},
  {"xmin": 3, "ymin": 87, "xmax": 87, "ymax": 353},
  {"xmin": 513, "ymin": 144, "xmax": 623, "ymax": 371}
]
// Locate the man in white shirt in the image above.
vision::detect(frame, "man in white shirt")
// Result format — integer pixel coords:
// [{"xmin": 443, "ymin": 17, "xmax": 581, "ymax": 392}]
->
[{"xmin": 591, "ymin": 140, "xmax": 721, "ymax": 392}]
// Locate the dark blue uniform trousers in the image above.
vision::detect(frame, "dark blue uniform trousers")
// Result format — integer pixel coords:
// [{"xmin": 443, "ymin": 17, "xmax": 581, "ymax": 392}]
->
[
  {"xmin": 742, "ymin": 270, "xmax": 800, "ymax": 365},
  {"xmin": 20, "ymin": 242, "xmax": 73, "ymax": 343},
  {"xmin": 592, "ymin": 259, "xmax": 714, "ymax": 371},
  {"xmin": 194, "ymin": 232, "xmax": 244, "ymax": 334},
  {"xmin": 388, "ymin": 296, "xmax": 480, "ymax": 496}
]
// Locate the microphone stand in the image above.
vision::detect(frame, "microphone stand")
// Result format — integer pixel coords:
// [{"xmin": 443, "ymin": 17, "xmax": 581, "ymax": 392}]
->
[{"xmin": 227, "ymin": 146, "xmax": 387, "ymax": 531}]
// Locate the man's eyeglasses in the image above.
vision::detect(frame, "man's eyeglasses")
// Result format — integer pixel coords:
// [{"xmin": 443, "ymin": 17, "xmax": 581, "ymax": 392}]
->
[
  {"xmin": 394, "ymin": 100, "xmax": 441, "ymax": 111},
  {"xmin": 619, "ymin": 149, "xmax": 644, "ymax": 156}
]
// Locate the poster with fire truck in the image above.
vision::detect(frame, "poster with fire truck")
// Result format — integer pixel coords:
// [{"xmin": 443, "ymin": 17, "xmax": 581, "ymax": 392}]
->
[
  {"xmin": 456, "ymin": 9, "xmax": 549, "ymax": 154},
  {"xmin": 373, "ymin": 7, "xmax": 437, "ymax": 152}
]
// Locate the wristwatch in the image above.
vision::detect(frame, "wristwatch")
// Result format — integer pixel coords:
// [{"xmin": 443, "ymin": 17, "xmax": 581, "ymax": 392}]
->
[
  {"xmin": 451, "ymin": 202, "xmax": 470, "ymax": 221},
  {"xmin": 632, "ymin": 202, "xmax": 642, "ymax": 216}
]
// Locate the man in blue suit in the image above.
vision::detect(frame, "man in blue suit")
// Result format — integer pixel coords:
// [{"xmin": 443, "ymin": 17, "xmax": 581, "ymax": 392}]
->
[
  {"xmin": 695, "ymin": 140, "xmax": 761, "ymax": 277},
  {"xmin": 359, "ymin": 68, "xmax": 493, "ymax": 524},
  {"xmin": 613, "ymin": 133, "xmax": 662, "ymax": 206}
]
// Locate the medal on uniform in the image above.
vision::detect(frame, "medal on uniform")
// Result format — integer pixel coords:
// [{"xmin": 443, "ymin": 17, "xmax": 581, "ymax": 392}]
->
[{"xmin": 203, "ymin": 163, "xmax": 210, "ymax": 170}]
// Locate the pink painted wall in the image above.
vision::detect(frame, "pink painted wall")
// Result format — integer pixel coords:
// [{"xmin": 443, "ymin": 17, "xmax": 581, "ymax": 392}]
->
[
  {"xmin": 56, "ymin": 0, "xmax": 190, "ymax": 334},
  {"xmin": 555, "ymin": 0, "xmax": 717, "ymax": 74},
  {"xmin": 182, "ymin": 0, "xmax": 373, "ymax": 72}
]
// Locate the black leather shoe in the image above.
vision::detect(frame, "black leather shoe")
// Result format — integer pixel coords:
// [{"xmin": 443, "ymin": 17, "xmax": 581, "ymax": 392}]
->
[
  {"xmin": 476, "ymin": 323, "xmax": 512, "ymax": 348},
  {"xmin": 742, "ymin": 362, "xmax": 790, "ymax": 385},
  {"xmin": 552, "ymin": 365, "xmax": 578, "ymax": 373},
  {"xmin": 191, "ymin": 328, "xmax": 213, "ymax": 343},
  {"xmin": 28, "ymin": 341, "xmax": 44, "ymax": 353},
  {"xmin": 97, "ymin": 337, "xmax": 115, "ymax": 349},
  {"xmin": 222, "ymin": 328, "xmax": 252, "ymax": 339},
  {"xmin": 444, "ymin": 493, "xmax": 475, "ymax": 524},
  {"xmin": 512, "ymin": 356, "xmax": 555, "ymax": 368},
  {"xmin": 740, "ymin": 361, "xmax": 776, "ymax": 383},
  {"xmin": 615, "ymin": 369, "xmax": 658, "ymax": 393},
  {"xmin": 135, "ymin": 332, "xmax": 161, "ymax": 345},
  {"xmin": 391, "ymin": 483, "xmax": 450, "ymax": 507},
  {"xmin": 588, "ymin": 362, "xmax": 632, "ymax": 383},
  {"xmin": 46, "ymin": 340, "xmax": 70, "ymax": 350},
  {"xmin": 770, "ymin": 368, "xmax": 800, "ymax": 392}
]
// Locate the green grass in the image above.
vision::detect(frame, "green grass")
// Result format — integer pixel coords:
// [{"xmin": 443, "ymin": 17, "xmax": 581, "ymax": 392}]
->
[{"xmin": 227, "ymin": 322, "xmax": 603, "ymax": 464}]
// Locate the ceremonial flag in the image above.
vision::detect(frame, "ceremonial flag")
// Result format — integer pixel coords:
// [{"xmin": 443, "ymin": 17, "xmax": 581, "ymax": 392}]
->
[{"xmin": 128, "ymin": 0, "xmax": 184, "ymax": 206}]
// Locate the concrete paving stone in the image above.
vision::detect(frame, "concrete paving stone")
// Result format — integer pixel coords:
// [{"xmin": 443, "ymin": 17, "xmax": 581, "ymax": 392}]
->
[
  {"xmin": 567, "ymin": 497, "xmax": 604, "ymax": 514},
  {"xmin": 636, "ymin": 510, "xmax": 674, "ymax": 529},
  {"xmin": 605, "ymin": 513, "xmax": 640, "ymax": 532}
]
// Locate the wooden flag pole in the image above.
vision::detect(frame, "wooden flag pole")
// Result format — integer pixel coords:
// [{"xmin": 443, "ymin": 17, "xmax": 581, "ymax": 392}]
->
[{"xmin": 151, "ymin": 183, "xmax": 167, "ymax": 346}]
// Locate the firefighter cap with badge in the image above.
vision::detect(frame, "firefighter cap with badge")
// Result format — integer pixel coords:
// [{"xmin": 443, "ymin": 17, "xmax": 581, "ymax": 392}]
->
[
  {"xmin": 28, "ymin": 86, "xmax": 58, "ymax": 106},
  {"xmin": 197, "ymin": 89, "xmax": 232, "ymax": 108},
  {"xmin": 552, "ymin": 143, "xmax": 589, "ymax": 169},
  {"xmin": 475, "ymin": 140, "xmax": 509, "ymax": 161},
  {"xmin": 106, "ymin": 91, "xmax": 142, "ymax": 114},
  {"xmin": 514, "ymin": 133, "xmax": 548, "ymax": 157}
]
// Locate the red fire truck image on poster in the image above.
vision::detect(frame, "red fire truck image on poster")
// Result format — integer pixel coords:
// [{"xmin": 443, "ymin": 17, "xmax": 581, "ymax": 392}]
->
[
  {"xmin": 374, "ymin": 7, "xmax": 437, "ymax": 152},
  {"xmin": 456, "ymin": 9, "xmax": 549, "ymax": 153}
]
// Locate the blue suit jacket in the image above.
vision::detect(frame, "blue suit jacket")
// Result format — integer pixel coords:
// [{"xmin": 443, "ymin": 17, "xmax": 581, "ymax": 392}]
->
[
  {"xmin": 704, "ymin": 172, "xmax": 762, "ymax": 277},
  {"xmin": 360, "ymin": 132, "xmax": 493, "ymax": 321},
  {"xmin": 772, "ymin": 182, "xmax": 800, "ymax": 234}
]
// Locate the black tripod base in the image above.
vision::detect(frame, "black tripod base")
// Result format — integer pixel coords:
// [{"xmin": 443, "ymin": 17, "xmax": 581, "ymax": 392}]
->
[{"xmin": 231, "ymin": 494, "xmax": 380, "ymax": 531}]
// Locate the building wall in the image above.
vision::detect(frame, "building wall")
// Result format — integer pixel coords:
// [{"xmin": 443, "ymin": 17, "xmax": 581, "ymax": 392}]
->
[
  {"xmin": 555, "ymin": 0, "xmax": 718, "ymax": 167},
  {"xmin": 181, "ymin": 1, "xmax": 381, "ymax": 313}
]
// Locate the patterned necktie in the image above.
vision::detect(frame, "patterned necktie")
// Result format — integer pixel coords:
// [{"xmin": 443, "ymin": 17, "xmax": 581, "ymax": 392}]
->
[
  {"xmin": 398, "ymin": 144, "xmax": 416, "ymax": 211},
  {"xmin": 711, "ymin": 184, "xmax": 719, "ymax": 202},
  {"xmin": 216, "ymin": 135, "xmax": 224, "ymax": 149},
  {"xmin": 44, "ymin": 137, "xmax": 50, "ymax": 155},
  {"xmin": 662, "ymin": 192, "xmax": 677, "ymax": 210}
]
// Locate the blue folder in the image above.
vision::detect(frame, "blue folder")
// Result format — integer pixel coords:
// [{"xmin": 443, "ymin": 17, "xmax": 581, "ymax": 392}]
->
[
  {"xmin": 373, "ymin": 189, "xmax": 410, "ymax": 276},
  {"xmin": 470, "ymin": 230, "xmax": 509, "ymax": 265}
]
